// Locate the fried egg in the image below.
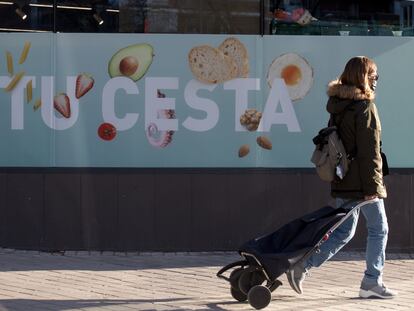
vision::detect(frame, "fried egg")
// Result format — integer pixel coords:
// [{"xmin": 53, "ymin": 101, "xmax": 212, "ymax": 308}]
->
[{"xmin": 267, "ymin": 53, "xmax": 313, "ymax": 101}]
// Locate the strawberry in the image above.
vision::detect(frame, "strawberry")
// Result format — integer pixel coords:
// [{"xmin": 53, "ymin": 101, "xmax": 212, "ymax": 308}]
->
[
  {"xmin": 53, "ymin": 93, "xmax": 71, "ymax": 118},
  {"xmin": 75, "ymin": 73, "xmax": 94, "ymax": 99}
]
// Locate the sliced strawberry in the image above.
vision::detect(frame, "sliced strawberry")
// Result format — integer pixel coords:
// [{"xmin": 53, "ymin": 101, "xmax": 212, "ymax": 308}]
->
[
  {"xmin": 75, "ymin": 73, "xmax": 94, "ymax": 99},
  {"xmin": 53, "ymin": 93, "xmax": 71, "ymax": 118}
]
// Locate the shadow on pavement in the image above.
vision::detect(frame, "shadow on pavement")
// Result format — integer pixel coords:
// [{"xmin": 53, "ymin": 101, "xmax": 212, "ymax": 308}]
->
[
  {"xmin": 0, "ymin": 298, "xmax": 193, "ymax": 311},
  {"xmin": 0, "ymin": 251, "xmax": 240, "ymax": 272},
  {"xmin": 0, "ymin": 250, "xmax": 410, "ymax": 272},
  {"xmin": 1, "ymin": 298, "xmax": 284, "ymax": 311},
  {"xmin": 207, "ymin": 295, "xmax": 368, "ymax": 311}
]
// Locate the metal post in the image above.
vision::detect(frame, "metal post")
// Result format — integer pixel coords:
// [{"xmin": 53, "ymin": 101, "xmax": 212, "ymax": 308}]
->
[
  {"xmin": 53, "ymin": 0, "xmax": 56, "ymax": 33},
  {"xmin": 260, "ymin": 0, "xmax": 265, "ymax": 36}
]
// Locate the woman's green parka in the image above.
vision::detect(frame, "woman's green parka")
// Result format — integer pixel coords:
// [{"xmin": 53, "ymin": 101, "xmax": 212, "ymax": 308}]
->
[{"xmin": 326, "ymin": 80, "xmax": 387, "ymax": 199}]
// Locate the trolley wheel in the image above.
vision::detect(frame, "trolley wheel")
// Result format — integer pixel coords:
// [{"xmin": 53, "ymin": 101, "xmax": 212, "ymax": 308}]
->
[
  {"xmin": 238, "ymin": 268, "xmax": 266, "ymax": 295},
  {"xmin": 230, "ymin": 286, "xmax": 247, "ymax": 302},
  {"xmin": 248, "ymin": 285, "xmax": 272, "ymax": 310},
  {"xmin": 229, "ymin": 267, "xmax": 244, "ymax": 290}
]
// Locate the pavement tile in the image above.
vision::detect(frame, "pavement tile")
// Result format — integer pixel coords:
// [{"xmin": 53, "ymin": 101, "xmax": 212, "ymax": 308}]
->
[{"xmin": 0, "ymin": 249, "xmax": 413, "ymax": 310}]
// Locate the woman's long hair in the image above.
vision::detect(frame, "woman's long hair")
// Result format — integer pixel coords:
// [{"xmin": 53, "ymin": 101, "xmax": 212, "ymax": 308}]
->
[{"xmin": 339, "ymin": 56, "xmax": 377, "ymax": 96}]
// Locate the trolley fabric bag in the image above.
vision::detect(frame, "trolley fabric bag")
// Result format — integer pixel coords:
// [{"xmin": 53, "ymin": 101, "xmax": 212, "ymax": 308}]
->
[{"xmin": 216, "ymin": 199, "xmax": 379, "ymax": 310}]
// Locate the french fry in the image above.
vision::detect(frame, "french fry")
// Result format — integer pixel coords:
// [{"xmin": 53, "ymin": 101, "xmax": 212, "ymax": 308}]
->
[
  {"xmin": 5, "ymin": 71, "xmax": 25, "ymax": 92},
  {"xmin": 19, "ymin": 41, "xmax": 31, "ymax": 65},
  {"xmin": 33, "ymin": 98, "xmax": 42, "ymax": 111},
  {"xmin": 26, "ymin": 80, "xmax": 33, "ymax": 103},
  {"xmin": 6, "ymin": 51, "xmax": 13, "ymax": 76}
]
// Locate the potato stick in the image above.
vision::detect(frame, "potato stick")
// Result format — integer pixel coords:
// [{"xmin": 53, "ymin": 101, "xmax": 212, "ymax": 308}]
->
[
  {"xmin": 6, "ymin": 51, "xmax": 13, "ymax": 76},
  {"xmin": 5, "ymin": 71, "xmax": 25, "ymax": 92},
  {"xmin": 33, "ymin": 98, "xmax": 42, "ymax": 111},
  {"xmin": 19, "ymin": 41, "xmax": 31, "ymax": 64},
  {"xmin": 26, "ymin": 80, "xmax": 33, "ymax": 103}
]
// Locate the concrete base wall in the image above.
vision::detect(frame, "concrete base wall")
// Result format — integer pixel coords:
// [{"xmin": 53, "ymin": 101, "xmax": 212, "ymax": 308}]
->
[{"xmin": 0, "ymin": 168, "xmax": 412, "ymax": 252}]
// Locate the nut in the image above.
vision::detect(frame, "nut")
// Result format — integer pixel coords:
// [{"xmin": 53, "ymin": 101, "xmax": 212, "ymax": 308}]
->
[
  {"xmin": 247, "ymin": 123, "xmax": 258, "ymax": 131},
  {"xmin": 238, "ymin": 144, "xmax": 250, "ymax": 157},
  {"xmin": 240, "ymin": 115, "xmax": 248, "ymax": 125},
  {"xmin": 257, "ymin": 136, "xmax": 272, "ymax": 150},
  {"xmin": 239, "ymin": 108, "xmax": 262, "ymax": 132}
]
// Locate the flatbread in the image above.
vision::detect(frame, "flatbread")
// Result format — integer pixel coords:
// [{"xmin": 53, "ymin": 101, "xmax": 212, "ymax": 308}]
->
[
  {"xmin": 188, "ymin": 45, "xmax": 238, "ymax": 84},
  {"xmin": 218, "ymin": 37, "xmax": 249, "ymax": 78}
]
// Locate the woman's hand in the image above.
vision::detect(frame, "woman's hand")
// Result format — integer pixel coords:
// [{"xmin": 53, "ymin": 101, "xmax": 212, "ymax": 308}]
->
[{"xmin": 364, "ymin": 195, "xmax": 378, "ymax": 201}]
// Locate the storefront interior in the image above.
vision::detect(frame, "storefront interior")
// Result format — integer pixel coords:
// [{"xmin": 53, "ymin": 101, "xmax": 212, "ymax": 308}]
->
[{"xmin": 0, "ymin": 0, "xmax": 412, "ymax": 36}]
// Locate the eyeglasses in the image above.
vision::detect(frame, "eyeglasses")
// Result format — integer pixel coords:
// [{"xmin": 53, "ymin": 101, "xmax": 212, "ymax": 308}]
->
[{"xmin": 369, "ymin": 74, "xmax": 379, "ymax": 81}]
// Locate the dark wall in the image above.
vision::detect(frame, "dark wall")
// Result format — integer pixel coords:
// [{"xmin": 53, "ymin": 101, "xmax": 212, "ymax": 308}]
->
[{"xmin": 0, "ymin": 168, "xmax": 412, "ymax": 252}]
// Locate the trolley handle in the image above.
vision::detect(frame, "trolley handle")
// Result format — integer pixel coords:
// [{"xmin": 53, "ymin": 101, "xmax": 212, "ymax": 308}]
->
[
  {"xmin": 301, "ymin": 198, "xmax": 380, "ymax": 262},
  {"xmin": 324, "ymin": 198, "xmax": 380, "ymax": 239},
  {"xmin": 351, "ymin": 197, "xmax": 380, "ymax": 210},
  {"xmin": 338, "ymin": 197, "xmax": 379, "ymax": 211}
]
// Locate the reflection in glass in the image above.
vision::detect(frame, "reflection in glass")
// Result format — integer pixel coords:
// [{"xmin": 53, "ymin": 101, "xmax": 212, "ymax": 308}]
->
[
  {"xmin": 267, "ymin": 0, "xmax": 414, "ymax": 36},
  {"xmin": 0, "ymin": 1, "xmax": 53, "ymax": 32},
  {"xmin": 0, "ymin": 0, "xmax": 412, "ymax": 35},
  {"xmin": 14, "ymin": 6, "xmax": 28, "ymax": 20}
]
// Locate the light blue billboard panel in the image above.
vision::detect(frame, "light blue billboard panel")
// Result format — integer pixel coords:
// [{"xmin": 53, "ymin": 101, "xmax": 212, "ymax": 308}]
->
[{"xmin": 0, "ymin": 33, "xmax": 412, "ymax": 167}]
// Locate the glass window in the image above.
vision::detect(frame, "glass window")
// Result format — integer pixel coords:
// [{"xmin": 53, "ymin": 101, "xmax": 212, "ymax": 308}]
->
[
  {"xmin": 55, "ymin": 0, "xmax": 120, "ymax": 33},
  {"xmin": 267, "ymin": 0, "xmax": 414, "ymax": 36},
  {"xmin": 0, "ymin": 0, "xmax": 261, "ymax": 34},
  {"xmin": 0, "ymin": 1, "xmax": 53, "ymax": 32},
  {"xmin": 145, "ymin": 0, "xmax": 261, "ymax": 34},
  {"xmin": 0, "ymin": 0, "xmax": 413, "ymax": 35}
]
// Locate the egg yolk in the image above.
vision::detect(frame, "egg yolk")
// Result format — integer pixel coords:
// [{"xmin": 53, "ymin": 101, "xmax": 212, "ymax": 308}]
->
[{"xmin": 281, "ymin": 65, "xmax": 302, "ymax": 86}]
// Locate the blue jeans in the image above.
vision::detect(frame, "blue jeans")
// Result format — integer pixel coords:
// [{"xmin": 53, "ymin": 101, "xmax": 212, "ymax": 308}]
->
[{"xmin": 304, "ymin": 198, "xmax": 389, "ymax": 285}]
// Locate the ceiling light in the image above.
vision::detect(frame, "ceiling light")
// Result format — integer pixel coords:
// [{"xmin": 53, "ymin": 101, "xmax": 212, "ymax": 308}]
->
[
  {"xmin": 58, "ymin": 5, "xmax": 91, "ymax": 11},
  {"xmin": 0, "ymin": 2, "xmax": 119, "ymax": 13},
  {"xmin": 13, "ymin": 3, "xmax": 27, "ymax": 20},
  {"xmin": 92, "ymin": 6, "xmax": 104, "ymax": 25},
  {"xmin": 0, "ymin": 27, "xmax": 49, "ymax": 32},
  {"xmin": 93, "ymin": 12, "xmax": 104, "ymax": 25},
  {"xmin": 30, "ymin": 3, "xmax": 53, "ymax": 8}
]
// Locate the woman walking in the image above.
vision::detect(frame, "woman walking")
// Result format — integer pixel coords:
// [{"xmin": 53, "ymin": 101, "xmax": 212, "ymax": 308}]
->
[{"xmin": 287, "ymin": 56, "xmax": 396, "ymax": 299}]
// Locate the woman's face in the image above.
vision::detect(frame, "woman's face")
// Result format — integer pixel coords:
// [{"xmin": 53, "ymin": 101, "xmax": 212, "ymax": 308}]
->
[{"xmin": 368, "ymin": 69, "xmax": 379, "ymax": 91}]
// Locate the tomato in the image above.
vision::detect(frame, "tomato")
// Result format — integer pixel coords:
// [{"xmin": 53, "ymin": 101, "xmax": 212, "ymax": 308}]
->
[
  {"xmin": 274, "ymin": 9, "xmax": 290, "ymax": 20},
  {"xmin": 98, "ymin": 122, "xmax": 117, "ymax": 141}
]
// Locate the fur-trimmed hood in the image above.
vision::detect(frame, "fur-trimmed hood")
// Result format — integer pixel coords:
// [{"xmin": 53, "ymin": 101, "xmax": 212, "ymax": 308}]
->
[
  {"xmin": 327, "ymin": 79, "xmax": 375, "ymax": 100},
  {"xmin": 326, "ymin": 79, "xmax": 374, "ymax": 114}
]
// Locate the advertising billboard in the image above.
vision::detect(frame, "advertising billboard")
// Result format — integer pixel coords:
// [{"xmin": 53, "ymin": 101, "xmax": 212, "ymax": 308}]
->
[{"xmin": 0, "ymin": 33, "xmax": 412, "ymax": 167}]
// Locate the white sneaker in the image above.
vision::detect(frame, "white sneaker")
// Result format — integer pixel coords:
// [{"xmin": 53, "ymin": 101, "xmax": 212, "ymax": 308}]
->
[
  {"xmin": 359, "ymin": 283, "xmax": 397, "ymax": 299},
  {"xmin": 286, "ymin": 265, "xmax": 307, "ymax": 294}
]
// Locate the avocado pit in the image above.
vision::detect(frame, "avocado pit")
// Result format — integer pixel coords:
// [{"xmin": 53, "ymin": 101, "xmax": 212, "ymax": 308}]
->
[{"xmin": 120, "ymin": 56, "xmax": 139, "ymax": 76}]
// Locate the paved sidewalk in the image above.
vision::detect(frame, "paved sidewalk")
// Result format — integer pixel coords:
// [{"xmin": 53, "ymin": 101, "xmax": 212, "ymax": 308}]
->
[{"xmin": 0, "ymin": 249, "xmax": 413, "ymax": 311}]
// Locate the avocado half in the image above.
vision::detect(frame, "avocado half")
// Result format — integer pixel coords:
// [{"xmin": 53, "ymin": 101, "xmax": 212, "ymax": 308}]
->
[{"xmin": 108, "ymin": 43, "xmax": 154, "ymax": 82}]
